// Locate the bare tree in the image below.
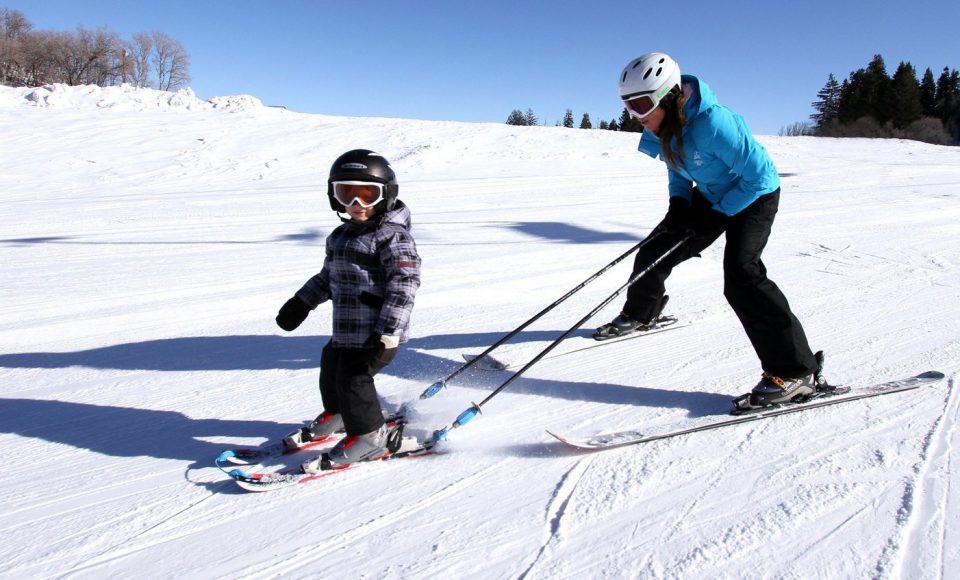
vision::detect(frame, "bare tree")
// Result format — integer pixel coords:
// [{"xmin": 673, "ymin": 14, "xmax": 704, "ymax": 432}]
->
[
  {"xmin": 150, "ymin": 30, "xmax": 190, "ymax": 90},
  {"xmin": 125, "ymin": 32, "xmax": 152, "ymax": 87},
  {"xmin": 0, "ymin": 7, "xmax": 31, "ymax": 38},
  {"xmin": 34, "ymin": 27, "xmax": 118, "ymax": 86},
  {"xmin": 1, "ymin": 11, "xmax": 191, "ymax": 92},
  {"xmin": 0, "ymin": 7, "xmax": 32, "ymax": 85},
  {"xmin": 76, "ymin": 26, "xmax": 121, "ymax": 85},
  {"xmin": 36, "ymin": 30, "xmax": 79, "ymax": 84}
]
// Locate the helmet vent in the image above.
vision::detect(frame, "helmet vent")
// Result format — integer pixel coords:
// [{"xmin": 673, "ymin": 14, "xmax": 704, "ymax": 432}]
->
[
  {"xmin": 656, "ymin": 66, "xmax": 663, "ymax": 77},
  {"xmin": 642, "ymin": 68, "xmax": 652, "ymax": 80}
]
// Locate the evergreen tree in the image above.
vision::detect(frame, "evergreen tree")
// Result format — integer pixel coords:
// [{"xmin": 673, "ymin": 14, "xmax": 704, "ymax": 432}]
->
[
  {"xmin": 579, "ymin": 113, "xmax": 592, "ymax": 129},
  {"xmin": 506, "ymin": 109, "xmax": 527, "ymax": 125},
  {"xmin": 838, "ymin": 75, "xmax": 866, "ymax": 123},
  {"xmin": 812, "ymin": 56, "xmax": 958, "ymax": 144},
  {"xmin": 810, "ymin": 73, "xmax": 841, "ymax": 129},
  {"xmin": 618, "ymin": 107, "xmax": 643, "ymax": 132},
  {"xmin": 920, "ymin": 68, "xmax": 937, "ymax": 117},
  {"xmin": 889, "ymin": 62, "xmax": 922, "ymax": 129},
  {"xmin": 608, "ymin": 118, "xmax": 619, "ymax": 131},
  {"xmin": 934, "ymin": 67, "xmax": 959, "ymax": 121},
  {"xmin": 838, "ymin": 55, "xmax": 894, "ymax": 126},
  {"xmin": 598, "ymin": 120, "xmax": 609, "ymax": 130},
  {"xmin": 865, "ymin": 54, "xmax": 894, "ymax": 125},
  {"xmin": 562, "ymin": 108, "xmax": 574, "ymax": 128},
  {"xmin": 524, "ymin": 108, "xmax": 538, "ymax": 126},
  {"xmin": 935, "ymin": 67, "xmax": 960, "ymax": 142}
]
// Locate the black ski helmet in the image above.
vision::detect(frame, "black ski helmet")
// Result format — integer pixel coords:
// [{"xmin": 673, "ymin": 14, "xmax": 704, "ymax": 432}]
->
[{"xmin": 326, "ymin": 149, "xmax": 399, "ymax": 213}]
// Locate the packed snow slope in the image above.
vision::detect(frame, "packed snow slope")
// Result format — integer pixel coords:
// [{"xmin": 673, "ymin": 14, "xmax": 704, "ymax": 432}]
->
[{"xmin": 1, "ymin": 83, "xmax": 959, "ymax": 579}]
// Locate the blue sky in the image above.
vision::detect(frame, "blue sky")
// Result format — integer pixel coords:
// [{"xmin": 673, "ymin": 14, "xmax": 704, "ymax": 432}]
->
[{"xmin": 6, "ymin": 0, "xmax": 959, "ymax": 134}]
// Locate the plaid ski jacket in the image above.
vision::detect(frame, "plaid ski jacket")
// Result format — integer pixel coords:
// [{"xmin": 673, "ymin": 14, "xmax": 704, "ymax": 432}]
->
[{"xmin": 295, "ymin": 200, "xmax": 421, "ymax": 348}]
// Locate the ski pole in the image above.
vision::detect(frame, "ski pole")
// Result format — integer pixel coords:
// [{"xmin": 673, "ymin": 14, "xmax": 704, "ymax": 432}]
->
[
  {"xmin": 432, "ymin": 231, "xmax": 694, "ymax": 442},
  {"xmin": 417, "ymin": 230, "xmax": 664, "ymax": 400}
]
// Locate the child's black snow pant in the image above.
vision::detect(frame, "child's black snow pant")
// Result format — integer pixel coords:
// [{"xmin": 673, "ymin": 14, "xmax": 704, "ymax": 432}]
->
[{"xmin": 318, "ymin": 341, "xmax": 393, "ymax": 435}]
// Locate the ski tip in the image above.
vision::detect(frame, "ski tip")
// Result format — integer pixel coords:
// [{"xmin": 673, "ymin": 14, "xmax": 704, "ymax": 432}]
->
[
  {"xmin": 216, "ymin": 450, "xmax": 236, "ymax": 463},
  {"xmin": 919, "ymin": 370, "xmax": 946, "ymax": 380},
  {"xmin": 545, "ymin": 430, "xmax": 569, "ymax": 444},
  {"xmin": 228, "ymin": 468, "xmax": 254, "ymax": 480}
]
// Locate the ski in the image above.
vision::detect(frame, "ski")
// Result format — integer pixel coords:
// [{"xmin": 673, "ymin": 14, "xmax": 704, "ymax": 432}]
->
[
  {"xmin": 215, "ymin": 436, "xmax": 335, "ymax": 467},
  {"xmin": 227, "ymin": 439, "xmax": 435, "ymax": 492},
  {"xmin": 463, "ymin": 316, "xmax": 683, "ymax": 371},
  {"xmin": 548, "ymin": 370, "xmax": 946, "ymax": 451},
  {"xmin": 216, "ymin": 412, "xmax": 405, "ymax": 466}
]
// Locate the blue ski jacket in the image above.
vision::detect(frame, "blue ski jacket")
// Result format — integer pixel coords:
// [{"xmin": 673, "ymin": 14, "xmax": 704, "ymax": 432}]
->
[{"xmin": 638, "ymin": 74, "xmax": 780, "ymax": 216}]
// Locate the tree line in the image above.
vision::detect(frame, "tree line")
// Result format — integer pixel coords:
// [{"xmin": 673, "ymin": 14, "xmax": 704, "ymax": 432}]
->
[
  {"xmin": 507, "ymin": 107, "xmax": 645, "ymax": 132},
  {"xmin": 805, "ymin": 54, "xmax": 959, "ymax": 145},
  {"xmin": 0, "ymin": 6, "xmax": 190, "ymax": 91},
  {"xmin": 510, "ymin": 54, "xmax": 960, "ymax": 147}
]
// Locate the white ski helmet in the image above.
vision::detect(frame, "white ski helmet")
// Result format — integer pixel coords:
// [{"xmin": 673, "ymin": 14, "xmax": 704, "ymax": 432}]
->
[{"xmin": 619, "ymin": 52, "xmax": 681, "ymax": 119}]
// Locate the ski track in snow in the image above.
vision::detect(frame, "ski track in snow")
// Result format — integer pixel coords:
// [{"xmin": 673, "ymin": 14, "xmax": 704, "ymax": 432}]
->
[
  {"xmin": 889, "ymin": 372, "xmax": 959, "ymax": 578},
  {"xmin": 236, "ymin": 459, "xmax": 513, "ymax": 577},
  {"xmin": 55, "ymin": 485, "xmax": 226, "ymax": 579},
  {"xmin": 518, "ymin": 455, "xmax": 597, "ymax": 579},
  {"xmin": 635, "ymin": 418, "xmax": 767, "ymax": 577}
]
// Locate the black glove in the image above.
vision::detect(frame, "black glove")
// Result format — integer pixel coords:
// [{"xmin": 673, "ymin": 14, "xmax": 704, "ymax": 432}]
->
[
  {"xmin": 276, "ymin": 296, "xmax": 310, "ymax": 331},
  {"xmin": 653, "ymin": 196, "xmax": 691, "ymax": 236},
  {"xmin": 364, "ymin": 333, "xmax": 398, "ymax": 368}
]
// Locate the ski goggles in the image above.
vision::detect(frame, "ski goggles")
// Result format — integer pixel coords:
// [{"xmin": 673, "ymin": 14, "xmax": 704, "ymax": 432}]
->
[
  {"xmin": 622, "ymin": 83, "xmax": 677, "ymax": 120},
  {"xmin": 622, "ymin": 94, "xmax": 658, "ymax": 119},
  {"xmin": 332, "ymin": 181, "xmax": 384, "ymax": 208}
]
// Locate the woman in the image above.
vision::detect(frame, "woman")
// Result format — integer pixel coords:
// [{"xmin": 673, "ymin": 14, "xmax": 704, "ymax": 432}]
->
[{"xmin": 597, "ymin": 52, "xmax": 825, "ymax": 408}]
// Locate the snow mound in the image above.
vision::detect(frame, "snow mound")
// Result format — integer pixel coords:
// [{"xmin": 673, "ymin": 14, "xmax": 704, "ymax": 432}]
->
[{"xmin": 7, "ymin": 83, "xmax": 262, "ymax": 112}]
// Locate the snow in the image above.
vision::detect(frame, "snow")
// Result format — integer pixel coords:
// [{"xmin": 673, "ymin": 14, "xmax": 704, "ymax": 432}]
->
[{"xmin": 1, "ymin": 83, "xmax": 959, "ymax": 579}]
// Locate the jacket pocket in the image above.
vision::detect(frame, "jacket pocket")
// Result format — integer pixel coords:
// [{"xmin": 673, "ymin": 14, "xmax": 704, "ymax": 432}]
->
[{"xmin": 359, "ymin": 291, "xmax": 385, "ymax": 309}]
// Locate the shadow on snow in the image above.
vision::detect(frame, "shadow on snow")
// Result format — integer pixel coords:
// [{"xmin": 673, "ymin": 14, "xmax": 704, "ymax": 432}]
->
[
  {"xmin": 0, "ymin": 330, "xmax": 730, "ymax": 464},
  {"xmin": 0, "ymin": 397, "xmax": 287, "ymax": 469}
]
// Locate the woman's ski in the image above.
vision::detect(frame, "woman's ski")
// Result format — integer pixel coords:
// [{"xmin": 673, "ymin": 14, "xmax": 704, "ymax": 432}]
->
[{"xmin": 548, "ymin": 370, "xmax": 946, "ymax": 451}]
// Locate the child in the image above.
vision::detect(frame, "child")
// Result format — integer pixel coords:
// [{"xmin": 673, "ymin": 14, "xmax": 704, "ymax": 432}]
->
[{"xmin": 274, "ymin": 149, "xmax": 421, "ymax": 468}]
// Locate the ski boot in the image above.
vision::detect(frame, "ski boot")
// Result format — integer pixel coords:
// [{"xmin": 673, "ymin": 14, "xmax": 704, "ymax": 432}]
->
[
  {"xmin": 301, "ymin": 421, "xmax": 413, "ymax": 473},
  {"xmin": 749, "ymin": 373, "xmax": 817, "ymax": 404},
  {"xmin": 593, "ymin": 296, "xmax": 670, "ymax": 341},
  {"xmin": 282, "ymin": 411, "xmax": 344, "ymax": 451},
  {"xmin": 732, "ymin": 351, "xmax": 835, "ymax": 413}
]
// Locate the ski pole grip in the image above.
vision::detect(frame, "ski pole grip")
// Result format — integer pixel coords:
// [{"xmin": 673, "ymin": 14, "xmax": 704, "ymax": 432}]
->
[
  {"xmin": 453, "ymin": 403, "xmax": 482, "ymax": 428},
  {"xmin": 420, "ymin": 380, "xmax": 446, "ymax": 399}
]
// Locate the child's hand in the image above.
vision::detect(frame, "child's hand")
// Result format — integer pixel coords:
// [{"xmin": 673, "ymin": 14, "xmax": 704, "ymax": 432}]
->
[
  {"xmin": 365, "ymin": 333, "xmax": 399, "ymax": 369},
  {"xmin": 276, "ymin": 296, "xmax": 310, "ymax": 331}
]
